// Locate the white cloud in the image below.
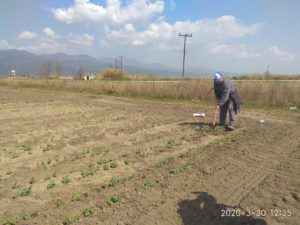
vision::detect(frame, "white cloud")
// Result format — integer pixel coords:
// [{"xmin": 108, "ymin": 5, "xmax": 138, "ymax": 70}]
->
[
  {"xmin": 101, "ymin": 15, "xmax": 262, "ymax": 50},
  {"xmin": 19, "ymin": 41, "xmax": 68, "ymax": 54},
  {"xmin": 69, "ymin": 33, "xmax": 95, "ymax": 46},
  {"xmin": 0, "ymin": 39, "xmax": 13, "ymax": 49},
  {"xmin": 18, "ymin": 31, "xmax": 38, "ymax": 40},
  {"xmin": 52, "ymin": 0, "xmax": 164, "ymax": 25},
  {"xmin": 269, "ymin": 45, "xmax": 296, "ymax": 61},
  {"xmin": 208, "ymin": 43, "xmax": 262, "ymax": 58},
  {"xmin": 170, "ymin": 0, "xmax": 176, "ymax": 10},
  {"xmin": 43, "ymin": 27, "xmax": 59, "ymax": 38},
  {"xmin": 18, "ymin": 41, "xmax": 68, "ymax": 54}
]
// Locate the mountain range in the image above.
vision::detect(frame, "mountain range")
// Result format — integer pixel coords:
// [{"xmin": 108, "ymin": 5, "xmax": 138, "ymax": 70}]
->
[{"xmin": 0, "ymin": 49, "xmax": 217, "ymax": 77}]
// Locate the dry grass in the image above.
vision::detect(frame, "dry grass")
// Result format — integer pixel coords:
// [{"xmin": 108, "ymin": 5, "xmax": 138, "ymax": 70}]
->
[{"xmin": 0, "ymin": 77, "xmax": 299, "ymax": 107}]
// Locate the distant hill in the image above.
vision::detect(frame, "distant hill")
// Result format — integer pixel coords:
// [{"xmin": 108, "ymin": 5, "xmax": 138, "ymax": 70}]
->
[{"xmin": 0, "ymin": 49, "xmax": 216, "ymax": 77}]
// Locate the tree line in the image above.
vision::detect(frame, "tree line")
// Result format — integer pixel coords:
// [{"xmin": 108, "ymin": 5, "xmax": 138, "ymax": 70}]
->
[{"xmin": 39, "ymin": 61, "xmax": 85, "ymax": 79}]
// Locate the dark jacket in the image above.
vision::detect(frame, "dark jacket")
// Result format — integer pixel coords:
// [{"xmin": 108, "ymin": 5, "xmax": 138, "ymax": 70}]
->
[{"xmin": 214, "ymin": 79, "xmax": 241, "ymax": 112}]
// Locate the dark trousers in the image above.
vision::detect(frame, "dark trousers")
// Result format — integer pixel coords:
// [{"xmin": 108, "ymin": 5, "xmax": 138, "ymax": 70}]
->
[{"xmin": 219, "ymin": 99, "xmax": 237, "ymax": 127}]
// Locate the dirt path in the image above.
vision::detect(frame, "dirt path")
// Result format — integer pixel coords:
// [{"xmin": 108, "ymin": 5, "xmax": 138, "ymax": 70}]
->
[{"xmin": 0, "ymin": 87, "xmax": 299, "ymax": 225}]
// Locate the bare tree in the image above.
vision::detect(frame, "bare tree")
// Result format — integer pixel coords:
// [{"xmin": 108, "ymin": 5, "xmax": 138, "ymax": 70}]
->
[
  {"xmin": 55, "ymin": 62, "xmax": 62, "ymax": 79},
  {"xmin": 40, "ymin": 61, "xmax": 52, "ymax": 78},
  {"xmin": 76, "ymin": 66, "xmax": 85, "ymax": 79}
]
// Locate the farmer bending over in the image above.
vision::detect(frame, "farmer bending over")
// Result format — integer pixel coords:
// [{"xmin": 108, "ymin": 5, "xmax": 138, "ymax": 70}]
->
[{"xmin": 213, "ymin": 72, "xmax": 241, "ymax": 130}]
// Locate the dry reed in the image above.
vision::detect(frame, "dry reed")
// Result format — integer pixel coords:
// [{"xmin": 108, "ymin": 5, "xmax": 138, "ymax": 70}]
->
[{"xmin": 0, "ymin": 78, "xmax": 299, "ymax": 107}]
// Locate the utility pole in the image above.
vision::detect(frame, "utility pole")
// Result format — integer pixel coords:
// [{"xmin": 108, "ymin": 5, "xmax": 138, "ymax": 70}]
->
[
  {"xmin": 115, "ymin": 58, "xmax": 118, "ymax": 72},
  {"xmin": 179, "ymin": 33, "xmax": 192, "ymax": 79},
  {"xmin": 266, "ymin": 65, "xmax": 270, "ymax": 80},
  {"xmin": 118, "ymin": 56, "xmax": 124, "ymax": 78}
]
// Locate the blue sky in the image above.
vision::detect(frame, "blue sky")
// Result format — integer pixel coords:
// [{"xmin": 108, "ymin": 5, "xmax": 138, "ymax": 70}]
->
[{"xmin": 0, "ymin": 0, "xmax": 299, "ymax": 74}]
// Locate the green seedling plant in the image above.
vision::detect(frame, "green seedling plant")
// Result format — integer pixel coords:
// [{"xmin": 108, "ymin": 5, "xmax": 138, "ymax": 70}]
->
[
  {"xmin": 47, "ymin": 179, "xmax": 56, "ymax": 189},
  {"xmin": 23, "ymin": 210, "xmax": 39, "ymax": 220},
  {"xmin": 122, "ymin": 152, "xmax": 129, "ymax": 158},
  {"xmin": 81, "ymin": 167, "xmax": 95, "ymax": 177},
  {"xmin": 55, "ymin": 199, "xmax": 65, "ymax": 208},
  {"xmin": 183, "ymin": 161, "xmax": 194, "ymax": 169},
  {"xmin": 10, "ymin": 152, "xmax": 20, "ymax": 159},
  {"xmin": 124, "ymin": 157, "xmax": 132, "ymax": 165},
  {"xmin": 143, "ymin": 179, "xmax": 154, "ymax": 189},
  {"xmin": 22, "ymin": 144, "xmax": 32, "ymax": 154},
  {"xmin": 62, "ymin": 175, "xmax": 71, "ymax": 184},
  {"xmin": 136, "ymin": 148, "xmax": 150, "ymax": 158},
  {"xmin": 13, "ymin": 187, "xmax": 32, "ymax": 198},
  {"xmin": 129, "ymin": 137, "xmax": 137, "ymax": 143},
  {"xmin": 63, "ymin": 215, "xmax": 80, "ymax": 225},
  {"xmin": 59, "ymin": 136, "xmax": 66, "ymax": 147},
  {"xmin": 108, "ymin": 177, "xmax": 120, "ymax": 187},
  {"xmin": 37, "ymin": 161, "xmax": 48, "ymax": 170},
  {"xmin": 169, "ymin": 167, "xmax": 183, "ymax": 174},
  {"xmin": 83, "ymin": 206, "xmax": 95, "ymax": 217},
  {"xmin": 98, "ymin": 157, "xmax": 118, "ymax": 170},
  {"xmin": 110, "ymin": 159, "xmax": 118, "ymax": 168},
  {"xmin": 166, "ymin": 139, "xmax": 182, "ymax": 148},
  {"xmin": 105, "ymin": 194, "xmax": 121, "ymax": 206},
  {"xmin": 3, "ymin": 216, "xmax": 20, "ymax": 225},
  {"xmin": 71, "ymin": 192, "xmax": 81, "ymax": 202},
  {"xmin": 41, "ymin": 142, "xmax": 52, "ymax": 152}
]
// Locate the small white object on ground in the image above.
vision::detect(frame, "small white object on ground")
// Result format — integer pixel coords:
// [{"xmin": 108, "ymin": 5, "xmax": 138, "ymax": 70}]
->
[
  {"xmin": 259, "ymin": 119, "xmax": 265, "ymax": 126},
  {"xmin": 290, "ymin": 107, "xmax": 297, "ymax": 110},
  {"xmin": 193, "ymin": 112, "xmax": 206, "ymax": 117}
]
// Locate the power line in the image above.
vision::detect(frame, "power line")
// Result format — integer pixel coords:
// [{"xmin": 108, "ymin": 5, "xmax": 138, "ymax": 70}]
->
[{"xmin": 179, "ymin": 33, "xmax": 192, "ymax": 78}]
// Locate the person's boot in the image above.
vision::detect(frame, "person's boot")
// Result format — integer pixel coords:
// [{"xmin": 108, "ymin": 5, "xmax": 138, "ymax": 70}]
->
[{"xmin": 227, "ymin": 125, "xmax": 235, "ymax": 131}]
